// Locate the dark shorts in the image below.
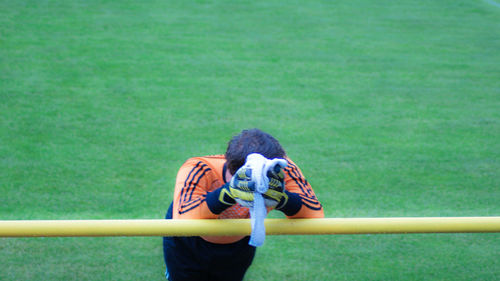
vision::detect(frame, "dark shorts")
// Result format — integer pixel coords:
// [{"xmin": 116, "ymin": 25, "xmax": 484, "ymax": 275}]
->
[{"xmin": 163, "ymin": 203, "xmax": 256, "ymax": 281}]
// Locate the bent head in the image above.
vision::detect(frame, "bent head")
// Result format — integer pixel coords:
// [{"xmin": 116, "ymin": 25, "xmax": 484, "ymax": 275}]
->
[{"xmin": 225, "ymin": 128, "xmax": 286, "ymax": 175}]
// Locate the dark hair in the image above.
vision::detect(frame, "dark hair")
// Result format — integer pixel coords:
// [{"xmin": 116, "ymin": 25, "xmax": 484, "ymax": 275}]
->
[{"xmin": 225, "ymin": 128, "xmax": 286, "ymax": 175}]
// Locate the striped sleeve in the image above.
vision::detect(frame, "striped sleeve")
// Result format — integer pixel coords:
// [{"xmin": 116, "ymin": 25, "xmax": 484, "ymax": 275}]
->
[
  {"xmin": 283, "ymin": 159, "xmax": 324, "ymax": 218},
  {"xmin": 172, "ymin": 159, "xmax": 218, "ymax": 219}
]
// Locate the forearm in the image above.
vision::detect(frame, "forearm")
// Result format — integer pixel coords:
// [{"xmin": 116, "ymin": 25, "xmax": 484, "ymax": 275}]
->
[
  {"xmin": 206, "ymin": 183, "xmax": 235, "ymax": 215},
  {"xmin": 275, "ymin": 191, "xmax": 302, "ymax": 216},
  {"xmin": 284, "ymin": 193, "xmax": 324, "ymax": 218}
]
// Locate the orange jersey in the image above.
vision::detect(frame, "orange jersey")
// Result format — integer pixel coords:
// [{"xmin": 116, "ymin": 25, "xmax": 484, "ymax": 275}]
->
[{"xmin": 172, "ymin": 155, "xmax": 324, "ymax": 243}]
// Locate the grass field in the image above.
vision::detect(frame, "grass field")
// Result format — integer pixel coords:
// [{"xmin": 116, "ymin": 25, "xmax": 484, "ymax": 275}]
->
[{"xmin": 1, "ymin": 0, "xmax": 499, "ymax": 280}]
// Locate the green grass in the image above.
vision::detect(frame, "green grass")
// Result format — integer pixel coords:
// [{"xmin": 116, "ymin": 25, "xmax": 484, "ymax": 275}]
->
[{"xmin": 1, "ymin": 0, "xmax": 499, "ymax": 280}]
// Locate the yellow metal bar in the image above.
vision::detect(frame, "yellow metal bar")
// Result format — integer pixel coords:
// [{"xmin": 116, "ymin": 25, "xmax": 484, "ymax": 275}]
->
[{"xmin": 0, "ymin": 217, "xmax": 499, "ymax": 237}]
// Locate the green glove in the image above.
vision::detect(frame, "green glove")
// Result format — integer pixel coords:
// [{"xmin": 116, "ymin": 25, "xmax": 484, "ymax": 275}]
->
[
  {"xmin": 264, "ymin": 166, "xmax": 288, "ymax": 209},
  {"xmin": 219, "ymin": 167, "xmax": 256, "ymax": 207}
]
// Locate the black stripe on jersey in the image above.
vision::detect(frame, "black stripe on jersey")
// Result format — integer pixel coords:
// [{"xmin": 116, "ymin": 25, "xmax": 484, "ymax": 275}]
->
[
  {"xmin": 285, "ymin": 162, "xmax": 322, "ymax": 211},
  {"xmin": 179, "ymin": 162, "xmax": 210, "ymax": 212},
  {"xmin": 284, "ymin": 162, "xmax": 307, "ymax": 194},
  {"xmin": 186, "ymin": 167, "xmax": 211, "ymax": 201},
  {"xmin": 284, "ymin": 162, "xmax": 313, "ymax": 197},
  {"xmin": 301, "ymin": 202, "xmax": 322, "ymax": 211},
  {"xmin": 298, "ymin": 194, "xmax": 322, "ymax": 210},
  {"xmin": 179, "ymin": 195, "xmax": 207, "ymax": 214},
  {"xmin": 179, "ymin": 162, "xmax": 203, "ymax": 205},
  {"xmin": 180, "ymin": 162, "xmax": 209, "ymax": 205}
]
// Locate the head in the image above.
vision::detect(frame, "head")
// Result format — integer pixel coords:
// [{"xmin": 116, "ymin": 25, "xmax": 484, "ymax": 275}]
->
[{"xmin": 225, "ymin": 128, "xmax": 286, "ymax": 175}]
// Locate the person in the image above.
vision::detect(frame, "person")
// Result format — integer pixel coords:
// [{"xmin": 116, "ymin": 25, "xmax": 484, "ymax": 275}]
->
[{"xmin": 163, "ymin": 128, "xmax": 324, "ymax": 281}]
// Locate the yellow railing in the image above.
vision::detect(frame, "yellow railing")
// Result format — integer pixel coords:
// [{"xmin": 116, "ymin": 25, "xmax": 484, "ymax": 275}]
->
[{"xmin": 0, "ymin": 217, "xmax": 499, "ymax": 237}]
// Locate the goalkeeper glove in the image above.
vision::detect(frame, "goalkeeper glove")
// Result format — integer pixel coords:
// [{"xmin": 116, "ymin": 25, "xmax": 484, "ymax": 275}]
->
[
  {"xmin": 263, "ymin": 166, "xmax": 288, "ymax": 209},
  {"xmin": 264, "ymin": 166, "xmax": 302, "ymax": 216},
  {"xmin": 223, "ymin": 167, "xmax": 256, "ymax": 207},
  {"xmin": 206, "ymin": 167, "xmax": 256, "ymax": 214}
]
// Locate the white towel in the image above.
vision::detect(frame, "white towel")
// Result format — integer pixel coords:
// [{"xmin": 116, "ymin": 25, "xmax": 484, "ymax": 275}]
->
[{"xmin": 244, "ymin": 153, "xmax": 287, "ymax": 247}]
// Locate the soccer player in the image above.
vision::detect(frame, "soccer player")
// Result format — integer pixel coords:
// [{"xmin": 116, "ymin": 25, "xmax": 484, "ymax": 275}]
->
[{"xmin": 163, "ymin": 128, "xmax": 324, "ymax": 281}]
